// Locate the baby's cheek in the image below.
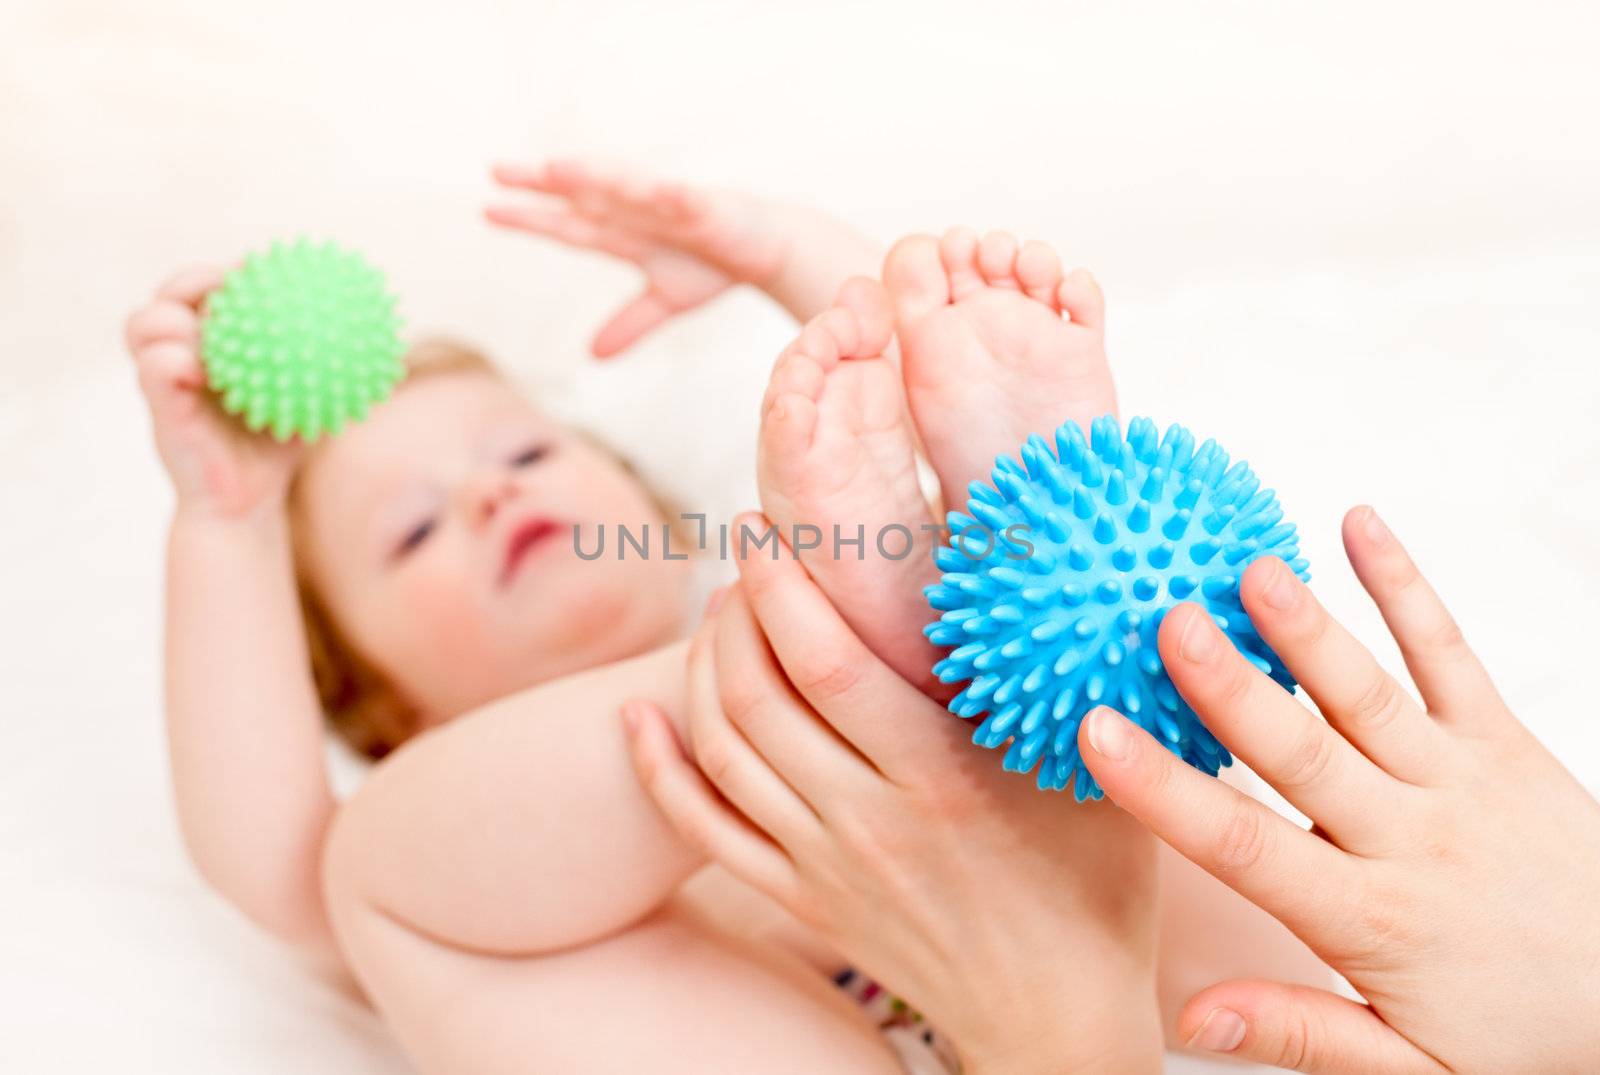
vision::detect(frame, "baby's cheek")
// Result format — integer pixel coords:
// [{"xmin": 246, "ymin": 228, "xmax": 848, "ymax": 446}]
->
[{"xmin": 384, "ymin": 560, "xmax": 496, "ymax": 683}]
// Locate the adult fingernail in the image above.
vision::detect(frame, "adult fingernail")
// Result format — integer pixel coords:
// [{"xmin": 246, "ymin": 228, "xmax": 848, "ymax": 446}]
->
[
  {"xmin": 1363, "ymin": 507, "xmax": 1390, "ymax": 548},
  {"xmin": 1258, "ymin": 557, "xmax": 1296, "ymax": 611},
  {"xmin": 1086, "ymin": 707, "xmax": 1131, "ymax": 761},
  {"xmin": 1178, "ymin": 609, "xmax": 1220, "ymax": 662},
  {"xmin": 1188, "ymin": 1008, "xmax": 1246, "ymax": 1053}
]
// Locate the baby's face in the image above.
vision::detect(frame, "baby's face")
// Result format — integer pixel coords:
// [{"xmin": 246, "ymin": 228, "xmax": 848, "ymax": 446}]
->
[{"xmin": 298, "ymin": 372, "xmax": 692, "ymax": 727}]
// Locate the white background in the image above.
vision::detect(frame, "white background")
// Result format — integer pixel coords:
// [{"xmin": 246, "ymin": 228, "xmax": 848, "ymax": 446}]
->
[{"xmin": 3, "ymin": 1, "xmax": 1598, "ymax": 1071}]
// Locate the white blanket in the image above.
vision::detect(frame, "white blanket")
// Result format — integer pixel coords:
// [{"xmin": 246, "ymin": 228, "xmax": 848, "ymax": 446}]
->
[{"xmin": 4, "ymin": 2, "xmax": 1597, "ymax": 1071}]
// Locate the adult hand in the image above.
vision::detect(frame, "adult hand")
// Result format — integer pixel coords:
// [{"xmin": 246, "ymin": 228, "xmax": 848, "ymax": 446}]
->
[
  {"xmin": 622, "ymin": 518, "xmax": 1164, "ymax": 1075},
  {"xmin": 1079, "ymin": 506, "xmax": 1600, "ymax": 1073}
]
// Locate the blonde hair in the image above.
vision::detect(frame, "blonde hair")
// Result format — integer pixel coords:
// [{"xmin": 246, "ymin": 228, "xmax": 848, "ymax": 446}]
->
[{"xmin": 288, "ymin": 338, "xmax": 684, "ymax": 759}]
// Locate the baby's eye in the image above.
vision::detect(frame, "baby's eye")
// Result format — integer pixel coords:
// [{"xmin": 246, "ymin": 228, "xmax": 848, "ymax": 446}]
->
[
  {"xmin": 511, "ymin": 443, "xmax": 551, "ymax": 467},
  {"xmin": 395, "ymin": 518, "xmax": 436, "ymax": 558}
]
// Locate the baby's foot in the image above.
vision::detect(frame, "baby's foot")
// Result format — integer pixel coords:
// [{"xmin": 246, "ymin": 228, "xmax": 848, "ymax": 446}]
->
[
  {"xmin": 757, "ymin": 278, "xmax": 943, "ymax": 692},
  {"xmin": 883, "ymin": 228, "xmax": 1114, "ymax": 501}
]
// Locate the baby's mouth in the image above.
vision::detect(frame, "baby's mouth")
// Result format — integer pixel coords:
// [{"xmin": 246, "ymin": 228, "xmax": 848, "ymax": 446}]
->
[{"xmin": 499, "ymin": 517, "xmax": 563, "ymax": 586}]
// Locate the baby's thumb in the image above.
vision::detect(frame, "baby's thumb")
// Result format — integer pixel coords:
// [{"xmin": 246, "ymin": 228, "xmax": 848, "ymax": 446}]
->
[
  {"xmin": 1179, "ymin": 979, "xmax": 1441, "ymax": 1074},
  {"xmin": 591, "ymin": 290, "xmax": 673, "ymax": 358}
]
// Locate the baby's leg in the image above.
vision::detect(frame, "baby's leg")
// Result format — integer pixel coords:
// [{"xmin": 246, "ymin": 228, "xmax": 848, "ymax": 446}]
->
[
  {"xmin": 323, "ymin": 881, "xmax": 901, "ymax": 1073},
  {"xmin": 756, "ymin": 277, "xmax": 943, "ymax": 692},
  {"xmin": 319, "ymin": 642, "xmax": 900, "ymax": 1072}
]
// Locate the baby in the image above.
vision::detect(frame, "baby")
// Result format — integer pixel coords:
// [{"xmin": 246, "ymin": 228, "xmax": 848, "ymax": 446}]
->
[{"xmin": 125, "ymin": 160, "xmax": 1325, "ymax": 1073}]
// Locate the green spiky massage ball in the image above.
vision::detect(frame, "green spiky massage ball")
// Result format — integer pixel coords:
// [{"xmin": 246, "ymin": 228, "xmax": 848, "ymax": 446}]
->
[{"xmin": 201, "ymin": 239, "xmax": 405, "ymax": 441}]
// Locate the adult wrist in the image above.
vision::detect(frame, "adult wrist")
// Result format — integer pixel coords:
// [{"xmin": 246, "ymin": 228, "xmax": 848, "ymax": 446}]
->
[{"xmin": 951, "ymin": 964, "xmax": 1163, "ymax": 1075}]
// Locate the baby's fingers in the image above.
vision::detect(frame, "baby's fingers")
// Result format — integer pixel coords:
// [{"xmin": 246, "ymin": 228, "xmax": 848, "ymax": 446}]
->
[
  {"xmin": 490, "ymin": 160, "xmax": 561, "ymax": 194},
  {"xmin": 590, "ymin": 291, "xmax": 674, "ymax": 359},
  {"xmin": 125, "ymin": 300, "xmax": 200, "ymax": 354},
  {"xmin": 132, "ymin": 340, "xmax": 206, "ymax": 422},
  {"xmin": 484, "ymin": 202, "xmax": 647, "ymax": 261},
  {"xmin": 494, "ymin": 159, "xmax": 695, "ymax": 230},
  {"xmin": 155, "ymin": 264, "xmax": 228, "ymax": 310},
  {"xmin": 1080, "ymin": 706, "xmax": 1359, "ymax": 953}
]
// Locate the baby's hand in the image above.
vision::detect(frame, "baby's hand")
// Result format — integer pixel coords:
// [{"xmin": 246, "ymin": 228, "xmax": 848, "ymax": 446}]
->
[
  {"xmin": 1081, "ymin": 507, "xmax": 1600, "ymax": 1074},
  {"xmin": 123, "ymin": 267, "xmax": 302, "ymax": 518},
  {"xmin": 486, "ymin": 159, "xmax": 790, "ymax": 357}
]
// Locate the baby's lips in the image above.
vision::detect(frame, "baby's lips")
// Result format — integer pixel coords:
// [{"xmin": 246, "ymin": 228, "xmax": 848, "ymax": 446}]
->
[{"xmin": 499, "ymin": 516, "xmax": 565, "ymax": 585}]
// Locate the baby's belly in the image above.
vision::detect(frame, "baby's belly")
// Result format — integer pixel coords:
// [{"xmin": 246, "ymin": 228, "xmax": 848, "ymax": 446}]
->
[{"xmin": 673, "ymin": 864, "xmax": 846, "ymax": 976}]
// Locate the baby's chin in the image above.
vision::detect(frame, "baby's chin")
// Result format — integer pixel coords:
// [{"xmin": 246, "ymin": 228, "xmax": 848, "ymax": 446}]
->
[{"xmin": 509, "ymin": 564, "xmax": 694, "ymax": 674}]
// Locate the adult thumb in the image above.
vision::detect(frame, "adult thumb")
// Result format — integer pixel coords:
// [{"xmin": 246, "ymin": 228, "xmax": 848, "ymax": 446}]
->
[{"xmin": 1180, "ymin": 979, "xmax": 1441, "ymax": 1074}]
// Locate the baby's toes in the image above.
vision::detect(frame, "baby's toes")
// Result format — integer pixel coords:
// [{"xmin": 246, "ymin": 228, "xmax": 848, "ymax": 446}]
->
[
  {"xmin": 976, "ymin": 230, "xmax": 1022, "ymax": 290},
  {"xmin": 883, "ymin": 234, "xmax": 951, "ymax": 327},
  {"xmin": 810, "ymin": 306, "xmax": 863, "ymax": 362},
  {"xmin": 832, "ymin": 276, "xmax": 896, "ymax": 359},
  {"xmin": 1016, "ymin": 240, "xmax": 1065, "ymax": 310},
  {"xmin": 758, "ymin": 300, "xmax": 862, "ymax": 450},
  {"xmin": 759, "ymin": 390, "xmax": 822, "ymax": 483},
  {"xmin": 938, "ymin": 227, "xmax": 987, "ymax": 301},
  {"xmin": 761, "ymin": 347, "xmax": 826, "ymax": 414},
  {"xmin": 782, "ymin": 306, "xmax": 857, "ymax": 381},
  {"xmin": 1058, "ymin": 268, "xmax": 1106, "ymax": 331}
]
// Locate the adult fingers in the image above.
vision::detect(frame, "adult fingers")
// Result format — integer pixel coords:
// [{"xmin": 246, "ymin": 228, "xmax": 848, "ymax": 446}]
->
[
  {"xmin": 1342, "ymin": 507, "xmax": 1507, "ymax": 736},
  {"xmin": 1157, "ymin": 600, "xmax": 1415, "ymax": 848},
  {"xmin": 1180, "ymin": 979, "xmax": 1443, "ymax": 1074},
  {"xmin": 731, "ymin": 513, "xmax": 968, "ymax": 784},
  {"xmin": 1236, "ymin": 556, "xmax": 1458, "ymax": 787},
  {"xmin": 1080, "ymin": 706, "xmax": 1360, "ymax": 953},
  {"xmin": 713, "ymin": 585, "xmax": 880, "ymax": 812},
  {"xmin": 621, "ymin": 700, "xmax": 799, "ymax": 905},
  {"xmin": 682, "ymin": 612, "xmax": 822, "ymax": 850}
]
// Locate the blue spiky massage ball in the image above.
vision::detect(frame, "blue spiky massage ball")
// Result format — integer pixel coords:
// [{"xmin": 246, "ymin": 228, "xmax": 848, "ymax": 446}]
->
[{"xmin": 923, "ymin": 416, "xmax": 1310, "ymax": 800}]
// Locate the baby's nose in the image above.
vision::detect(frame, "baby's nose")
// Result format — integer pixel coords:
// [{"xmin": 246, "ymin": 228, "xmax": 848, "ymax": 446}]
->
[{"xmin": 466, "ymin": 473, "xmax": 519, "ymax": 526}]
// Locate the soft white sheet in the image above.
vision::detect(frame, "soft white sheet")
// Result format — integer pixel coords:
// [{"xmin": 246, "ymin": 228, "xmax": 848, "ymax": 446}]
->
[{"xmin": 4, "ymin": 2, "xmax": 1598, "ymax": 1072}]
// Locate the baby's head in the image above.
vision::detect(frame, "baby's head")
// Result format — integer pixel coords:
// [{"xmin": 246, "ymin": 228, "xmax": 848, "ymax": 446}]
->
[{"xmin": 289, "ymin": 340, "xmax": 693, "ymax": 757}]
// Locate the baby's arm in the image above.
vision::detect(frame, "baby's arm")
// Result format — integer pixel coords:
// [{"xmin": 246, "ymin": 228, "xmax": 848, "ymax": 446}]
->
[
  {"xmin": 126, "ymin": 270, "xmax": 336, "ymax": 958},
  {"xmin": 487, "ymin": 159, "xmax": 882, "ymax": 356},
  {"xmin": 165, "ymin": 507, "xmax": 336, "ymax": 954}
]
